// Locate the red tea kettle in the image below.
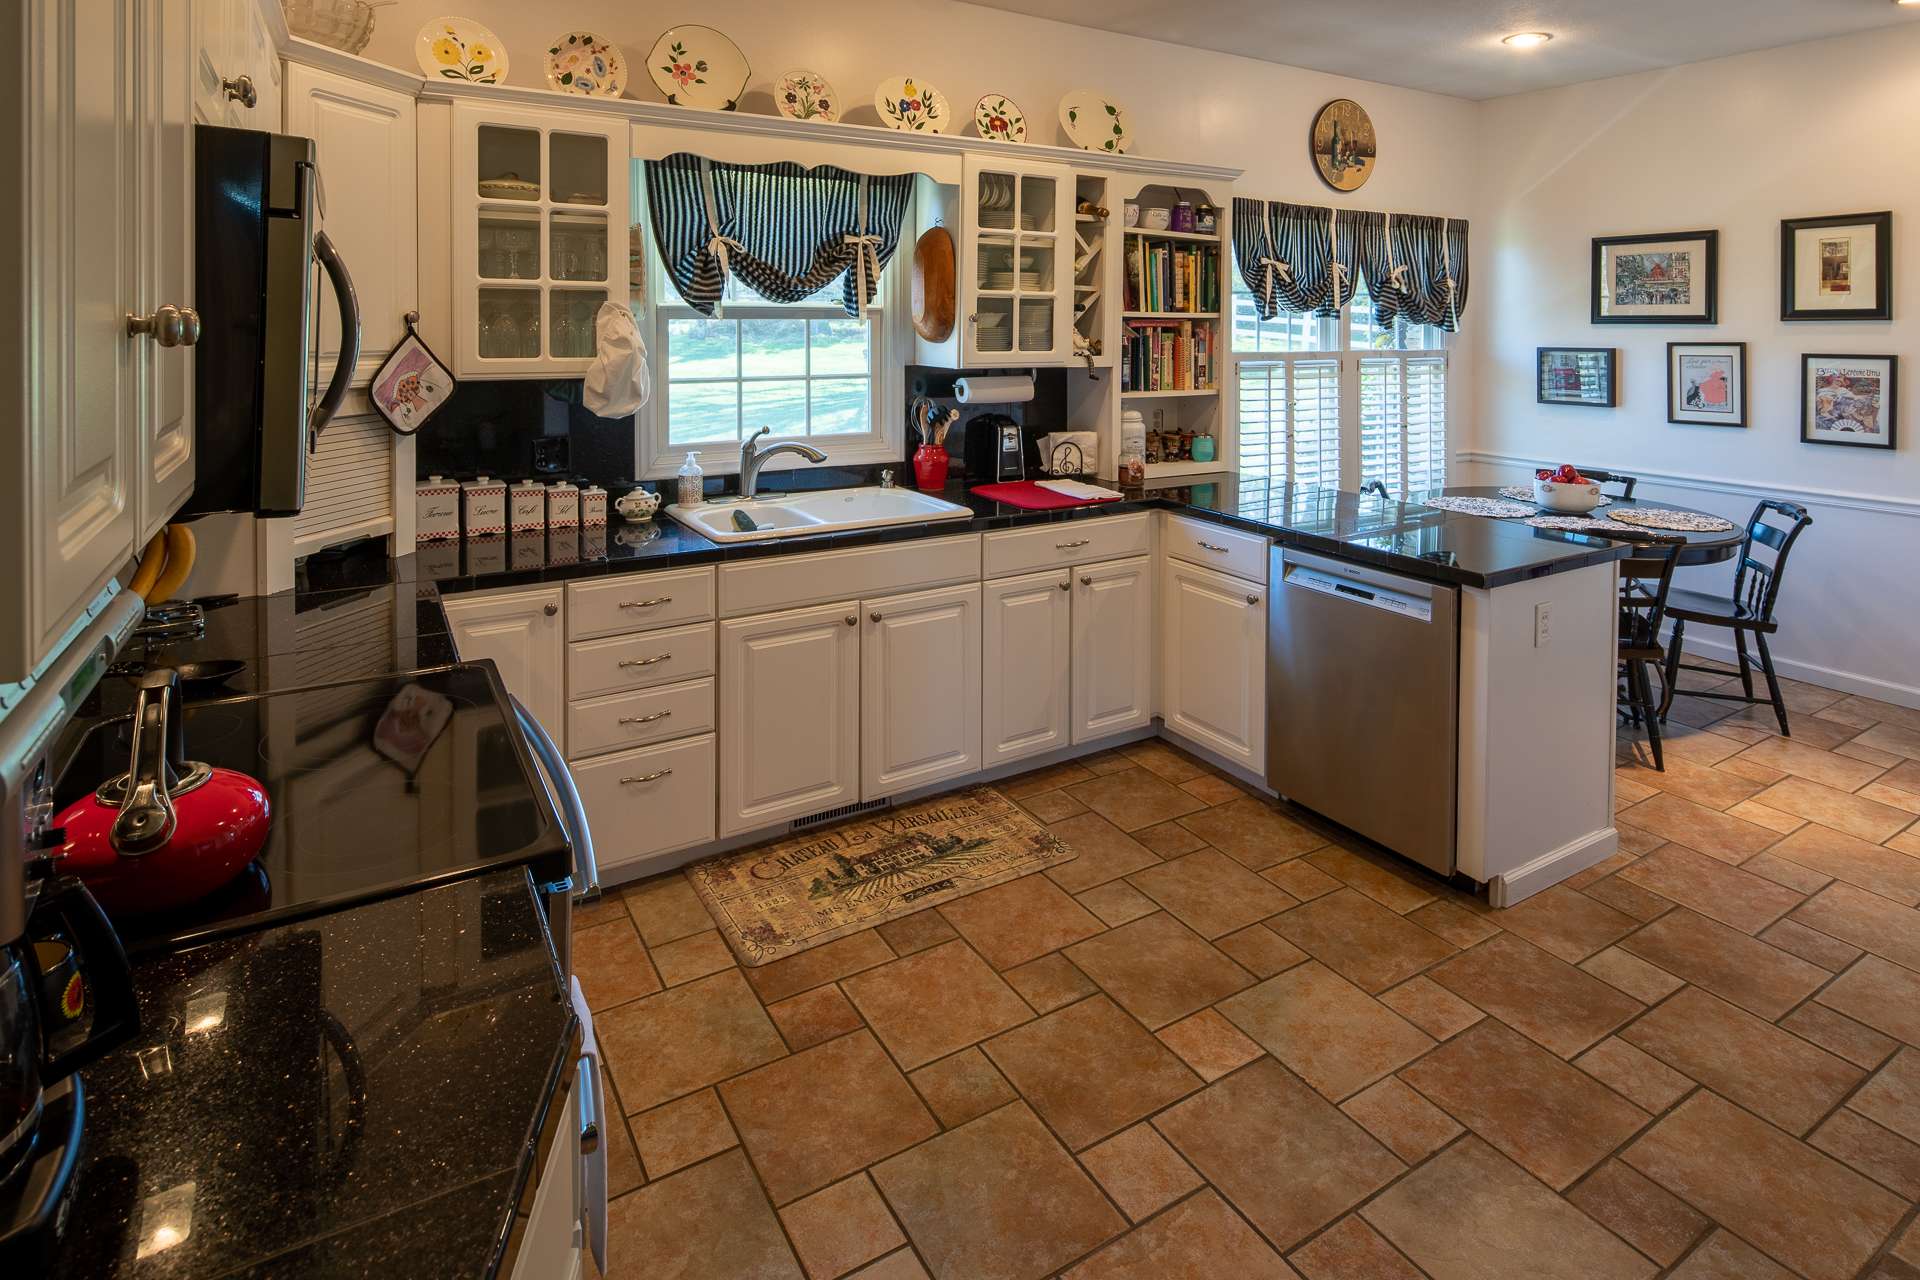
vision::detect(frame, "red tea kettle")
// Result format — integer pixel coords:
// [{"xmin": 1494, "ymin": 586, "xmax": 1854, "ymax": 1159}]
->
[{"xmin": 56, "ymin": 669, "xmax": 270, "ymax": 915}]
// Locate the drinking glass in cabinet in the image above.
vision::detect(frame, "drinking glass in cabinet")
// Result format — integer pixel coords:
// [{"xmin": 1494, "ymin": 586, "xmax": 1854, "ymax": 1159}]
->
[
  {"xmin": 477, "ymin": 126, "xmax": 540, "ymax": 200},
  {"xmin": 1019, "ymin": 176, "xmax": 1056, "ymax": 231},
  {"xmin": 976, "ymin": 238, "xmax": 1015, "ymax": 293},
  {"xmin": 551, "ymin": 213, "xmax": 608, "ymax": 281},
  {"xmin": 480, "ymin": 288, "xmax": 540, "ymax": 358},
  {"xmin": 479, "ymin": 213, "xmax": 540, "ymax": 279},
  {"xmin": 549, "ymin": 133, "xmax": 608, "ymax": 205},
  {"xmin": 1017, "ymin": 298, "xmax": 1053, "ymax": 352},
  {"xmin": 551, "ymin": 290, "xmax": 606, "ymax": 359}
]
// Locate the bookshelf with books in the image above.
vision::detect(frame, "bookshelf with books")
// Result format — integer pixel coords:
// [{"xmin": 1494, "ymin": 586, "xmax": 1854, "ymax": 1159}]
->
[{"xmin": 1116, "ymin": 182, "xmax": 1228, "ymax": 478}]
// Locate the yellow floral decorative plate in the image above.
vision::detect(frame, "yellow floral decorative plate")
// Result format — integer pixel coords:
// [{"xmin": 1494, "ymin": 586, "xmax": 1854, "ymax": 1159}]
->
[
  {"xmin": 416, "ymin": 16, "xmax": 508, "ymax": 84},
  {"xmin": 875, "ymin": 76, "xmax": 949, "ymax": 133}
]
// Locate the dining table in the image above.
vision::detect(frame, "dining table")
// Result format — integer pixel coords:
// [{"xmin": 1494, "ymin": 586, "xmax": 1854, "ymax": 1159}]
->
[{"xmin": 1444, "ymin": 485, "xmax": 1744, "ymax": 568}]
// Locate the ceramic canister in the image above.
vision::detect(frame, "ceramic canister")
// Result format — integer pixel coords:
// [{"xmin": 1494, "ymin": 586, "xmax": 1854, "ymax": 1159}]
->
[
  {"xmin": 510, "ymin": 480, "xmax": 547, "ymax": 533},
  {"xmin": 579, "ymin": 484, "xmax": 608, "ymax": 527},
  {"xmin": 546, "ymin": 480, "xmax": 580, "ymax": 529},
  {"xmin": 416, "ymin": 476, "xmax": 461, "ymax": 542},
  {"xmin": 461, "ymin": 476, "xmax": 507, "ymax": 537}
]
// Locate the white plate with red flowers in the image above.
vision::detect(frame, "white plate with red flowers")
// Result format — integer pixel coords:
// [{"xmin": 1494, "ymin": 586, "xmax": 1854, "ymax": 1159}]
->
[
  {"xmin": 875, "ymin": 77, "xmax": 949, "ymax": 133},
  {"xmin": 1059, "ymin": 90, "xmax": 1130, "ymax": 154},
  {"xmin": 646, "ymin": 26, "xmax": 748, "ymax": 110},
  {"xmin": 545, "ymin": 30, "xmax": 626, "ymax": 97},
  {"xmin": 775, "ymin": 70, "xmax": 839, "ymax": 123},
  {"xmin": 974, "ymin": 94, "xmax": 1026, "ymax": 143},
  {"xmin": 416, "ymin": 17, "xmax": 509, "ymax": 84}
]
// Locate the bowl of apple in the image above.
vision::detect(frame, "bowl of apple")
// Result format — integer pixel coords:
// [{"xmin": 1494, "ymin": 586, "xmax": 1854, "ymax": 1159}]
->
[{"xmin": 1533, "ymin": 464, "xmax": 1604, "ymax": 513}]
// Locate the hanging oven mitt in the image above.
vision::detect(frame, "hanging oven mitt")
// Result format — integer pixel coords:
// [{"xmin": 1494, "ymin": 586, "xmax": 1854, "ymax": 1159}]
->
[
  {"xmin": 584, "ymin": 302, "xmax": 650, "ymax": 418},
  {"xmin": 368, "ymin": 312, "xmax": 455, "ymax": 436}
]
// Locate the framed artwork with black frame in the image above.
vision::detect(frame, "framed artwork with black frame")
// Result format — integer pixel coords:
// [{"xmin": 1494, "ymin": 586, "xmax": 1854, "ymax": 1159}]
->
[
  {"xmin": 1782, "ymin": 212, "xmax": 1892, "ymax": 321},
  {"xmin": 1801, "ymin": 353, "xmax": 1897, "ymax": 449},
  {"xmin": 1536, "ymin": 347, "xmax": 1616, "ymax": 407},
  {"xmin": 1667, "ymin": 341, "xmax": 1747, "ymax": 428},
  {"xmin": 1592, "ymin": 230, "xmax": 1718, "ymax": 324}
]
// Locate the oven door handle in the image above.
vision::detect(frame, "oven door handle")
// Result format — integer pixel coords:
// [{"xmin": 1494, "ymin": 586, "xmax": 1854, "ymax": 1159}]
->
[
  {"xmin": 511, "ymin": 696, "xmax": 600, "ymax": 900},
  {"xmin": 308, "ymin": 227, "xmax": 360, "ymax": 452}
]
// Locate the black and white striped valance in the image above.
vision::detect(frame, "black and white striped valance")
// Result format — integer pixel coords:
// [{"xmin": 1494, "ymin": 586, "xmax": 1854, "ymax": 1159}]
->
[
  {"xmin": 1233, "ymin": 197, "xmax": 1468, "ymax": 331},
  {"xmin": 644, "ymin": 153, "xmax": 913, "ymax": 318}
]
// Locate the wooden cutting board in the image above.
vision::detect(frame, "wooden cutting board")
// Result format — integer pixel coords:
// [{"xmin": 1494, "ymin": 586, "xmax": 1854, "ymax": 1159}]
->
[{"xmin": 912, "ymin": 226, "xmax": 955, "ymax": 341}]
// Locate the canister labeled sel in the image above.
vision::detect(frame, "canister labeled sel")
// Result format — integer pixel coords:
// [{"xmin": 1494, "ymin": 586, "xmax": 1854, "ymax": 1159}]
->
[{"xmin": 546, "ymin": 480, "xmax": 580, "ymax": 528}]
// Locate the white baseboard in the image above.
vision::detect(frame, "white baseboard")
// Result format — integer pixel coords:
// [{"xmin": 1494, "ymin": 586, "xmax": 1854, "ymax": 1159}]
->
[
  {"xmin": 1488, "ymin": 827, "xmax": 1619, "ymax": 908},
  {"xmin": 1678, "ymin": 634, "xmax": 1920, "ymax": 712}
]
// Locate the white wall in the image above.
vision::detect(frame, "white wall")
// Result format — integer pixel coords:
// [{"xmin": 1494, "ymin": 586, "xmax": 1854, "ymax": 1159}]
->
[{"xmin": 1467, "ymin": 25, "xmax": 1920, "ymax": 707}]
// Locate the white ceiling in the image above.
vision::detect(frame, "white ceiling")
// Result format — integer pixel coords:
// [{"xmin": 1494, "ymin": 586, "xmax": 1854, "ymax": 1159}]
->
[{"xmin": 961, "ymin": 0, "xmax": 1919, "ymax": 99}]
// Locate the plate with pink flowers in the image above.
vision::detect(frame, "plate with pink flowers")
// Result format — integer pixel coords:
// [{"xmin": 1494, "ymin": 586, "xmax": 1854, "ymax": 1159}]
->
[
  {"xmin": 775, "ymin": 70, "xmax": 839, "ymax": 123},
  {"xmin": 646, "ymin": 25, "xmax": 749, "ymax": 111},
  {"xmin": 545, "ymin": 31, "xmax": 626, "ymax": 97},
  {"xmin": 875, "ymin": 77, "xmax": 949, "ymax": 133},
  {"xmin": 974, "ymin": 94, "xmax": 1026, "ymax": 143}
]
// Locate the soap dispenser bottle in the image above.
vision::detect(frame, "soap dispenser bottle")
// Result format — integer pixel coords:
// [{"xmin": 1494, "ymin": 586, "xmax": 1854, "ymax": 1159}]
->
[{"xmin": 676, "ymin": 452, "xmax": 704, "ymax": 507}]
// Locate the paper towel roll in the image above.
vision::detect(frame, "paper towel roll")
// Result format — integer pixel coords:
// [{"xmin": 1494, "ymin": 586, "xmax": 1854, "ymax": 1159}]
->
[{"xmin": 953, "ymin": 374, "xmax": 1035, "ymax": 404}]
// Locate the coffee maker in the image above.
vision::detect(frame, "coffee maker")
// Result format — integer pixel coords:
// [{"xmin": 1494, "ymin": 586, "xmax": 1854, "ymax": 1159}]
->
[{"xmin": 0, "ymin": 587, "xmax": 143, "ymax": 1269}]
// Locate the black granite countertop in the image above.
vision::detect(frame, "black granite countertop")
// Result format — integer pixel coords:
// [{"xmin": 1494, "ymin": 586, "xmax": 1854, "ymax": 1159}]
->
[
  {"xmin": 47, "ymin": 868, "xmax": 575, "ymax": 1279},
  {"xmin": 362, "ymin": 473, "xmax": 1628, "ymax": 598}
]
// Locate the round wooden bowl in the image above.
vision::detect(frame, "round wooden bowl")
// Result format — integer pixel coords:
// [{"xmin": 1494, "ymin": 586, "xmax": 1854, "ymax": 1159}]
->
[{"xmin": 912, "ymin": 226, "xmax": 955, "ymax": 341}]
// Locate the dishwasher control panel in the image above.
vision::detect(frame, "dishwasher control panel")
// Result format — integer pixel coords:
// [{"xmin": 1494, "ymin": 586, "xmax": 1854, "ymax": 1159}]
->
[{"xmin": 1283, "ymin": 564, "xmax": 1435, "ymax": 623}]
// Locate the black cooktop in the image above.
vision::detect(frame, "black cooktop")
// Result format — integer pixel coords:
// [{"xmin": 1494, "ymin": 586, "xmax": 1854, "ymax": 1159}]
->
[{"xmin": 55, "ymin": 663, "xmax": 569, "ymax": 954}]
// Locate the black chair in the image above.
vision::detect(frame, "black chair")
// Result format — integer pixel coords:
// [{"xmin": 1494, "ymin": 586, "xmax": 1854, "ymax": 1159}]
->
[
  {"xmin": 1659, "ymin": 500, "xmax": 1814, "ymax": 735},
  {"xmin": 1619, "ymin": 536, "xmax": 1685, "ymax": 771},
  {"xmin": 1573, "ymin": 468, "xmax": 1639, "ymax": 500}
]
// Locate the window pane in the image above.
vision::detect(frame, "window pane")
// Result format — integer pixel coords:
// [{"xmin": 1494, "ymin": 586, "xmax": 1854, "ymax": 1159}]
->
[
  {"xmin": 739, "ymin": 318, "xmax": 808, "ymax": 377},
  {"xmin": 810, "ymin": 318, "xmax": 870, "ymax": 375},
  {"xmin": 1230, "ymin": 272, "xmax": 1333, "ymax": 352},
  {"xmin": 741, "ymin": 379, "xmax": 809, "ymax": 437},
  {"xmin": 668, "ymin": 381, "xmax": 738, "ymax": 445},
  {"xmin": 667, "ymin": 319, "xmax": 737, "ymax": 378},
  {"xmin": 810, "ymin": 378, "xmax": 869, "ymax": 435}
]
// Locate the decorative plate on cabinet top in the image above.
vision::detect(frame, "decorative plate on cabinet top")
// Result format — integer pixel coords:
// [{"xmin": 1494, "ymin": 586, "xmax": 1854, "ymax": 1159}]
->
[
  {"xmin": 416, "ymin": 17, "xmax": 509, "ymax": 84},
  {"xmin": 545, "ymin": 31, "xmax": 626, "ymax": 97},
  {"xmin": 974, "ymin": 94, "xmax": 1026, "ymax": 143},
  {"xmin": 646, "ymin": 25, "xmax": 749, "ymax": 110},
  {"xmin": 1059, "ymin": 91, "xmax": 1129, "ymax": 154},
  {"xmin": 774, "ymin": 70, "xmax": 839, "ymax": 122},
  {"xmin": 875, "ymin": 77, "xmax": 949, "ymax": 133}
]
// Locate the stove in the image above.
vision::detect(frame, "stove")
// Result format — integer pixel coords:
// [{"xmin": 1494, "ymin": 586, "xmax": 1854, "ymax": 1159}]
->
[{"xmin": 53, "ymin": 663, "xmax": 570, "ymax": 954}]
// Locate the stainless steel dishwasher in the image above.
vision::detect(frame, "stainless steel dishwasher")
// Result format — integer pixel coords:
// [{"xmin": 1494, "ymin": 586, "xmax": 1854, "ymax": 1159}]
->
[{"xmin": 1267, "ymin": 547, "xmax": 1460, "ymax": 875}]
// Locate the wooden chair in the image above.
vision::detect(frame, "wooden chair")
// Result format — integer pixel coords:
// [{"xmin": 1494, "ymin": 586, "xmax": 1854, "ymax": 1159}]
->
[
  {"xmin": 1619, "ymin": 536, "xmax": 1685, "ymax": 771},
  {"xmin": 1573, "ymin": 468, "xmax": 1639, "ymax": 500},
  {"xmin": 1658, "ymin": 500, "xmax": 1813, "ymax": 736}
]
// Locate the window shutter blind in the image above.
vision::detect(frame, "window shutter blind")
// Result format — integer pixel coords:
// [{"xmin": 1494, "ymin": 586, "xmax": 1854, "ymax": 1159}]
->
[
  {"xmin": 1359, "ymin": 357, "xmax": 1403, "ymax": 491},
  {"xmin": 1292, "ymin": 359, "xmax": 1341, "ymax": 490},
  {"xmin": 1236, "ymin": 358, "xmax": 1342, "ymax": 487},
  {"xmin": 1405, "ymin": 356, "xmax": 1448, "ymax": 493},
  {"xmin": 1236, "ymin": 362, "xmax": 1284, "ymax": 478},
  {"xmin": 1358, "ymin": 356, "xmax": 1447, "ymax": 494}
]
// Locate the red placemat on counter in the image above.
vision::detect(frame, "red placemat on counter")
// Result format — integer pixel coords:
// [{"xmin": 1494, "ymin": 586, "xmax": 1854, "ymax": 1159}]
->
[{"xmin": 969, "ymin": 480, "xmax": 1123, "ymax": 510}]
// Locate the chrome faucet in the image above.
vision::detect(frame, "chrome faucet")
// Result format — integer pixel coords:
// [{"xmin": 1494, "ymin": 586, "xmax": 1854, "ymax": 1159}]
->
[
  {"xmin": 738, "ymin": 426, "xmax": 828, "ymax": 499},
  {"xmin": 1360, "ymin": 479, "xmax": 1393, "ymax": 503}
]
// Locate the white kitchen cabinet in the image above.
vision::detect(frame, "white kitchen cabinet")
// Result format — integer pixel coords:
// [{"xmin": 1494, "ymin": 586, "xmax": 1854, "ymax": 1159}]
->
[
  {"xmin": 571, "ymin": 735, "xmax": 716, "ymax": 875},
  {"xmin": 982, "ymin": 571, "xmax": 1072, "ymax": 767},
  {"xmin": 1071, "ymin": 556, "xmax": 1153, "ymax": 744},
  {"xmin": 959, "ymin": 153, "xmax": 1075, "ymax": 365},
  {"xmin": 719, "ymin": 602, "xmax": 860, "ymax": 836},
  {"xmin": 285, "ymin": 64, "xmax": 417, "ymax": 389},
  {"xmin": 443, "ymin": 586, "xmax": 567, "ymax": 751},
  {"xmin": 2, "ymin": 0, "xmax": 199, "ymax": 681},
  {"xmin": 1161, "ymin": 558, "xmax": 1266, "ymax": 772},
  {"xmin": 446, "ymin": 102, "xmax": 627, "ymax": 378},
  {"xmin": 194, "ymin": 0, "xmax": 280, "ymax": 128},
  {"xmin": 861, "ymin": 583, "xmax": 982, "ymax": 799}
]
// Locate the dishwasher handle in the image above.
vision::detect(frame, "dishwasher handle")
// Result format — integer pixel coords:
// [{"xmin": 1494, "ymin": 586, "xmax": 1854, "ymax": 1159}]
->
[{"xmin": 512, "ymin": 695, "xmax": 601, "ymax": 901}]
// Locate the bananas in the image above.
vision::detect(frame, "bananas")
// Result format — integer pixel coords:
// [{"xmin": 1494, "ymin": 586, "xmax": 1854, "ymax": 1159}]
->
[{"xmin": 129, "ymin": 524, "xmax": 199, "ymax": 606}]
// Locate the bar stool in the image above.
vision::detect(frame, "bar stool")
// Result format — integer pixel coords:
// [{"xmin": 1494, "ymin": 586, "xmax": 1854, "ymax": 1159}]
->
[
  {"xmin": 1574, "ymin": 468, "xmax": 1639, "ymax": 500},
  {"xmin": 1658, "ymin": 500, "xmax": 1814, "ymax": 735},
  {"xmin": 1619, "ymin": 536, "xmax": 1685, "ymax": 770}
]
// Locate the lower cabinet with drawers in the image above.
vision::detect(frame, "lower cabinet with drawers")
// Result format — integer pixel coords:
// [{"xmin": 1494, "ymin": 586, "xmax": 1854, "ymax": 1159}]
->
[{"xmin": 441, "ymin": 509, "xmax": 1264, "ymax": 882}]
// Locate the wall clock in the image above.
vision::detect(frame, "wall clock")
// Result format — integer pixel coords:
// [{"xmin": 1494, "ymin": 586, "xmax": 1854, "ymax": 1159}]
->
[{"xmin": 1310, "ymin": 99, "xmax": 1376, "ymax": 192}]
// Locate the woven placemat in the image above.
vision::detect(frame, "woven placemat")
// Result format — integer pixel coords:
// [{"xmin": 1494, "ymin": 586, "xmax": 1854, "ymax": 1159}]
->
[
  {"xmin": 1607, "ymin": 507, "xmax": 1734, "ymax": 533},
  {"xmin": 1526, "ymin": 515, "xmax": 1664, "ymax": 538},
  {"xmin": 1499, "ymin": 485, "xmax": 1613, "ymax": 508},
  {"xmin": 1424, "ymin": 495, "xmax": 1535, "ymax": 518}
]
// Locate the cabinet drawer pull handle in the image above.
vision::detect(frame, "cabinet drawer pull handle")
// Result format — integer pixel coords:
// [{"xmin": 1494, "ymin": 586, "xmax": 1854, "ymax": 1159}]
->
[
  {"xmin": 617, "ymin": 654, "xmax": 673, "ymax": 667},
  {"xmin": 1056, "ymin": 539, "xmax": 1090, "ymax": 550},
  {"xmin": 1246, "ymin": 594, "xmax": 1261, "ymax": 605},
  {"xmin": 1197, "ymin": 541, "xmax": 1229, "ymax": 553},
  {"xmin": 222, "ymin": 74, "xmax": 257, "ymax": 108},
  {"xmin": 543, "ymin": 603, "xmax": 558, "ymax": 616},
  {"xmin": 618, "ymin": 711, "xmax": 672, "ymax": 725},
  {"xmin": 619, "ymin": 596, "xmax": 672, "ymax": 609},
  {"xmin": 1080, "ymin": 575, "xmax": 1093, "ymax": 586},
  {"xmin": 869, "ymin": 611, "xmax": 883, "ymax": 623},
  {"xmin": 845, "ymin": 615, "xmax": 857, "ymax": 626},
  {"xmin": 619, "ymin": 769, "xmax": 673, "ymax": 784}
]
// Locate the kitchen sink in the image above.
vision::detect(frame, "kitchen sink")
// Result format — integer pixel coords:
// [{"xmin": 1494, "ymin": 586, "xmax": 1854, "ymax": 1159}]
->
[{"xmin": 667, "ymin": 486, "xmax": 974, "ymax": 543}]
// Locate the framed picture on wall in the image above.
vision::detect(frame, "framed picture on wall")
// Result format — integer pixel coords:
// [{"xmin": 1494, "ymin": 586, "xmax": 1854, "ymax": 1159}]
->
[
  {"xmin": 1536, "ymin": 347, "xmax": 1617, "ymax": 407},
  {"xmin": 1592, "ymin": 230, "xmax": 1718, "ymax": 324},
  {"xmin": 1782, "ymin": 212, "xmax": 1892, "ymax": 321},
  {"xmin": 1802, "ymin": 354, "xmax": 1897, "ymax": 449},
  {"xmin": 1667, "ymin": 342, "xmax": 1747, "ymax": 428}
]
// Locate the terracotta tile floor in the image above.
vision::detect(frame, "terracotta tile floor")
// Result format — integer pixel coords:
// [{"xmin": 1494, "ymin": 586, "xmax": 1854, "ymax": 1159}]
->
[{"xmin": 580, "ymin": 681, "xmax": 1920, "ymax": 1280}]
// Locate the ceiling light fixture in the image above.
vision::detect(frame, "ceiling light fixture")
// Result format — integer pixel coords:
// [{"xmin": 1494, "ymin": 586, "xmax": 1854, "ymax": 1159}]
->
[{"xmin": 1502, "ymin": 31, "xmax": 1554, "ymax": 48}]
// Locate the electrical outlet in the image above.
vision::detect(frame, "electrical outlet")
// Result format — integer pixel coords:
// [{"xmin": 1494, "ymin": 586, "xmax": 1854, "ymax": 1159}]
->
[{"xmin": 1534, "ymin": 602, "xmax": 1552, "ymax": 648}]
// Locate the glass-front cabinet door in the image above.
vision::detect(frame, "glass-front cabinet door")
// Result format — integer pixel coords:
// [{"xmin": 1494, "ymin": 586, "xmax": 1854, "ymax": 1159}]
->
[
  {"xmin": 451, "ymin": 104, "xmax": 627, "ymax": 377},
  {"xmin": 960, "ymin": 155, "xmax": 1074, "ymax": 365}
]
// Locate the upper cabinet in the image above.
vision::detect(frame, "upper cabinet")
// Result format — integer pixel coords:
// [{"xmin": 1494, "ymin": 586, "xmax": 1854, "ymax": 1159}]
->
[
  {"xmin": 194, "ymin": 0, "xmax": 281, "ymax": 128},
  {"xmin": 442, "ymin": 102, "xmax": 628, "ymax": 378}
]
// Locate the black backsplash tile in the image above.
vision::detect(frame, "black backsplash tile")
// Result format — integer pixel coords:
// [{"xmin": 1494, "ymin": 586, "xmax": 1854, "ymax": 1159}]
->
[
  {"xmin": 414, "ymin": 378, "xmax": 635, "ymax": 488},
  {"xmin": 905, "ymin": 366, "xmax": 1070, "ymax": 479}
]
